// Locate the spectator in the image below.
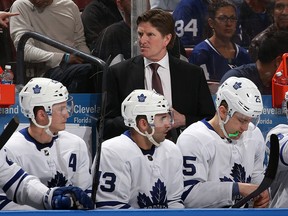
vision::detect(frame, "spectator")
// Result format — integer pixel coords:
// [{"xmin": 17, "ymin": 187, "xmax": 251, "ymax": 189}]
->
[
  {"xmin": 91, "ymin": 0, "xmax": 131, "ymax": 63},
  {"xmin": 94, "ymin": 89, "xmax": 184, "ymax": 208},
  {"xmin": 0, "ymin": 77, "xmax": 92, "ymax": 210},
  {"xmin": 9, "ymin": 0, "xmax": 97, "ymax": 93},
  {"xmin": 220, "ymin": 30, "xmax": 288, "ymax": 95},
  {"xmin": 0, "ymin": 11, "xmax": 18, "ymax": 68},
  {"xmin": 0, "ymin": 149, "xmax": 93, "ymax": 210},
  {"xmin": 103, "ymin": 9, "xmax": 215, "ymax": 140},
  {"xmin": 173, "ymin": 0, "xmax": 211, "ymax": 47},
  {"xmin": 238, "ymin": 0, "xmax": 273, "ymax": 48},
  {"xmin": 81, "ymin": 0, "xmax": 123, "ymax": 50},
  {"xmin": 177, "ymin": 77, "xmax": 269, "ymax": 208},
  {"xmin": 249, "ymin": 0, "xmax": 288, "ymax": 62},
  {"xmin": 189, "ymin": 0, "xmax": 251, "ymax": 81},
  {"xmin": 0, "ymin": 11, "xmax": 18, "ymax": 28}
]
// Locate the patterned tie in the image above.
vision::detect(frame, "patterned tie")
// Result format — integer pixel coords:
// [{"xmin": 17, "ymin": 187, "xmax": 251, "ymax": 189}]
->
[{"xmin": 149, "ymin": 63, "xmax": 163, "ymax": 95}]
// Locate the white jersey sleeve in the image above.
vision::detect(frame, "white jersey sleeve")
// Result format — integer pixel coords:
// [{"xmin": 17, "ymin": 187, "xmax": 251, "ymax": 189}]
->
[
  {"xmin": 265, "ymin": 124, "xmax": 288, "ymax": 208},
  {"xmin": 177, "ymin": 120, "xmax": 265, "ymax": 208},
  {"xmin": 0, "ymin": 150, "xmax": 48, "ymax": 209}
]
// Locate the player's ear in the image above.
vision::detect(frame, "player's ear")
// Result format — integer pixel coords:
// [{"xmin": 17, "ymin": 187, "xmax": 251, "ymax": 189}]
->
[
  {"xmin": 138, "ymin": 117, "xmax": 149, "ymax": 130},
  {"xmin": 218, "ymin": 105, "xmax": 228, "ymax": 121}
]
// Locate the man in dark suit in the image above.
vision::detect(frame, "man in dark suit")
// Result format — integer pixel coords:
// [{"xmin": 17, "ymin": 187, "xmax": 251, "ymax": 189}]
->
[{"xmin": 103, "ymin": 9, "xmax": 215, "ymax": 140}]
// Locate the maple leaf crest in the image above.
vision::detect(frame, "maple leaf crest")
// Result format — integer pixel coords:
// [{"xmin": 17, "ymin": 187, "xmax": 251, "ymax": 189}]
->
[
  {"xmin": 137, "ymin": 179, "xmax": 168, "ymax": 208},
  {"xmin": 219, "ymin": 163, "xmax": 251, "ymax": 183},
  {"xmin": 47, "ymin": 171, "xmax": 68, "ymax": 187}
]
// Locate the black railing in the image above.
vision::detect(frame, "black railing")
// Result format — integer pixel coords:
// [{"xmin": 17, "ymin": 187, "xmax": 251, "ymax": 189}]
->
[{"xmin": 16, "ymin": 31, "xmax": 106, "ymax": 85}]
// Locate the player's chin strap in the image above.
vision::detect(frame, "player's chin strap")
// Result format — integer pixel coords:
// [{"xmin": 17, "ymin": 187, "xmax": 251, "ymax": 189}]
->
[
  {"xmin": 218, "ymin": 111, "xmax": 240, "ymax": 140},
  {"xmin": 31, "ymin": 116, "xmax": 58, "ymax": 137},
  {"xmin": 133, "ymin": 126, "xmax": 160, "ymax": 147},
  {"xmin": 217, "ymin": 109, "xmax": 230, "ymax": 138}
]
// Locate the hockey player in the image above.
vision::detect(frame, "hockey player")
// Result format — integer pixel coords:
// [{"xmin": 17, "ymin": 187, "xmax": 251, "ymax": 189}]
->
[
  {"xmin": 0, "ymin": 77, "xmax": 92, "ymax": 210},
  {"xmin": 265, "ymin": 107, "xmax": 288, "ymax": 207},
  {"xmin": 0, "ymin": 149, "xmax": 93, "ymax": 209},
  {"xmin": 177, "ymin": 77, "xmax": 270, "ymax": 208},
  {"xmin": 93, "ymin": 89, "xmax": 184, "ymax": 209}
]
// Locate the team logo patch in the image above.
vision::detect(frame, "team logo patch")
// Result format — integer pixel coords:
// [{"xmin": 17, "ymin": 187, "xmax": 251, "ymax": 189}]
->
[
  {"xmin": 137, "ymin": 179, "xmax": 168, "ymax": 208},
  {"xmin": 33, "ymin": 84, "xmax": 42, "ymax": 94},
  {"xmin": 220, "ymin": 163, "xmax": 251, "ymax": 183},
  {"xmin": 138, "ymin": 93, "xmax": 147, "ymax": 102},
  {"xmin": 233, "ymin": 82, "xmax": 242, "ymax": 90}
]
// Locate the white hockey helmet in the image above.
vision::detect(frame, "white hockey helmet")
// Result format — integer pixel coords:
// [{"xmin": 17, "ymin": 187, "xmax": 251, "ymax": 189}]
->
[
  {"xmin": 19, "ymin": 77, "xmax": 69, "ymax": 119},
  {"xmin": 215, "ymin": 77, "xmax": 263, "ymax": 123},
  {"xmin": 121, "ymin": 89, "xmax": 170, "ymax": 128}
]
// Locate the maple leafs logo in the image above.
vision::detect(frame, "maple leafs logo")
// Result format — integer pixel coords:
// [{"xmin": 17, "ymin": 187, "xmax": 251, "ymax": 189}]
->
[
  {"xmin": 33, "ymin": 84, "xmax": 42, "ymax": 94},
  {"xmin": 47, "ymin": 171, "xmax": 68, "ymax": 187},
  {"xmin": 137, "ymin": 179, "xmax": 168, "ymax": 208},
  {"xmin": 220, "ymin": 163, "xmax": 251, "ymax": 183},
  {"xmin": 233, "ymin": 82, "xmax": 242, "ymax": 90},
  {"xmin": 137, "ymin": 93, "xmax": 147, "ymax": 102}
]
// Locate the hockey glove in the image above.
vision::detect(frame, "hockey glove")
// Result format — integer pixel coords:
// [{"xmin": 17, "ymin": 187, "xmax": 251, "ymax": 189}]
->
[{"xmin": 43, "ymin": 186, "xmax": 94, "ymax": 210}]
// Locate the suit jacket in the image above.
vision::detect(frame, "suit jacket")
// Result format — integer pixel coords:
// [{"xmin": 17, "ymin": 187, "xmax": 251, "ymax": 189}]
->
[{"xmin": 103, "ymin": 54, "xmax": 215, "ymax": 139}]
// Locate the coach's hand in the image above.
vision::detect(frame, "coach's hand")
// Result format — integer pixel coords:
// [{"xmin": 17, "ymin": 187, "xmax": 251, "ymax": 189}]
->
[{"xmin": 43, "ymin": 186, "xmax": 94, "ymax": 210}]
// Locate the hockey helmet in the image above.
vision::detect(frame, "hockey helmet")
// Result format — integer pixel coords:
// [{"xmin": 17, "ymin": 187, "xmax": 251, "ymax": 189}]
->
[
  {"xmin": 19, "ymin": 77, "xmax": 71, "ymax": 119},
  {"xmin": 215, "ymin": 77, "xmax": 263, "ymax": 126},
  {"xmin": 121, "ymin": 89, "xmax": 171, "ymax": 128}
]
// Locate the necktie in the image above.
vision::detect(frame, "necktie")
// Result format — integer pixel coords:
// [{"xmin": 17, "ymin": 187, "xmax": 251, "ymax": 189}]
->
[{"xmin": 149, "ymin": 63, "xmax": 163, "ymax": 95}]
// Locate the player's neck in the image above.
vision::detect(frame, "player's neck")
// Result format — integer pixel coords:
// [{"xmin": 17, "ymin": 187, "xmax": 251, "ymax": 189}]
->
[
  {"xmin": 131, "ymin": 131, "xmax": 153, "ymax": 150},
  {"xmin": 208, "ymin": 115, "xmax": 225, "ymax": 139},
  {"xmin": 28, "ymin": 126, "xmax": 53, "ymax": 144}
]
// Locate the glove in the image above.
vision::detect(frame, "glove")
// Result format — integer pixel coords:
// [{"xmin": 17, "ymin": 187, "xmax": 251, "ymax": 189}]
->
[{"xmin": 43, "ymin": 186, "xmax": 94, "ymax": 210}]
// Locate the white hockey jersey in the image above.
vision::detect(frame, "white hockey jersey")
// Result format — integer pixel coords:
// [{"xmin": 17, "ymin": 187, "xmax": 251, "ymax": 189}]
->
[
  {"xmin": 266, "ymin": 124, "xmax": 288, "ymax": 208},
  {"xmin": 0, "ymin": 150, "xmax": 48, "ymax": 209},
  {"xmin": 93, "ymin": 131, "xmax": 184, "ymax": 209},
  {"xmin": 177, "ymin": 119, "xmax": 265, "ymax": 208},
  {"xmin": 0, "ymin": 127, "xmax": 92, "ymax": 210}
]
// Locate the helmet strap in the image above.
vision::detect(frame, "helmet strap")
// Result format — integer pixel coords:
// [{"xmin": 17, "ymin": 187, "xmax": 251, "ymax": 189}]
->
[
  {"xmin": 31, "ymin": 116, "xmax": 57, "ymax": 137},
  {"xmin": 133, "ymin": 126, "xmax": 160, "ymax": 147},
  {"xmin": 217, "ymin": 109, "xmax": 230, "ymax": 139}
]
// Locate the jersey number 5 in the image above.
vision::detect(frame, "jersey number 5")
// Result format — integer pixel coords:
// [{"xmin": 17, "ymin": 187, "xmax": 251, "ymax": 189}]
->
[{"xmin": 183, "ymin": 156, "xmax": 196, "ymax": 176}]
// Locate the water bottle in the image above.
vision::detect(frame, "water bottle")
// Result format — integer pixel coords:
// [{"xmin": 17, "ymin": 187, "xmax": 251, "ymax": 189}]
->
[
  {"xmin": 275, "ymin": 71, "xmax": 287, "ymax": 85},
  {"xmin": 282, "ymin": 91, "xmax": 288, "ymax": 115},
  {"xmin": 1, "ymin": 65, "xmax": 14, "ymax": 84}
]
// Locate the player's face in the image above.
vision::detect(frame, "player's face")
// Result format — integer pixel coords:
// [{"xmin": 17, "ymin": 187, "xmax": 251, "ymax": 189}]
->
[
  {"xmin": 152, "ymin": 113, "xmax": 172, "ymax": 142},
  {"xmin": 274, "ymin": 0, "xmax": 288, "ymax": 30},
  {"xmin": 210, "ymin": 6, "xmax": 237, "ymax": 40},
  {"xmin": 50, "ymin": 101, "xmax": 70, "ymax": 132},
  {"xmin": 224, "ymin": 112, "xmax": 252, "ymax": 140},
  {"xmin": 137, "ymin": 22, "xmax": 171, "ymax": 62}
]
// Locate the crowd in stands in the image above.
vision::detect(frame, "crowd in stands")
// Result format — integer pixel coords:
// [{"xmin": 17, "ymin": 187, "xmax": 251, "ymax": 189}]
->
[{"xmin": 1, "ymin": 0, "xmax": 288, "ymax": 210}]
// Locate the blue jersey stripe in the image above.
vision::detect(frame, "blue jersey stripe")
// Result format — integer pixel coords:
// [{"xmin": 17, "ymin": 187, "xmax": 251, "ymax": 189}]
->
[
  {"xmin": 13, "ymin": 173, "xmax": 28, "ymax": 203},
  {"xmin": 0, "ymin": 195, "xmax": 13, "ymax": 210},
  {"xmin": 2, "ymin": 169, "xmax": 25, "ymax": 193},
  {"xmin": 96, "ymin": 201, "xmax": 131, "ymax": 208}
]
